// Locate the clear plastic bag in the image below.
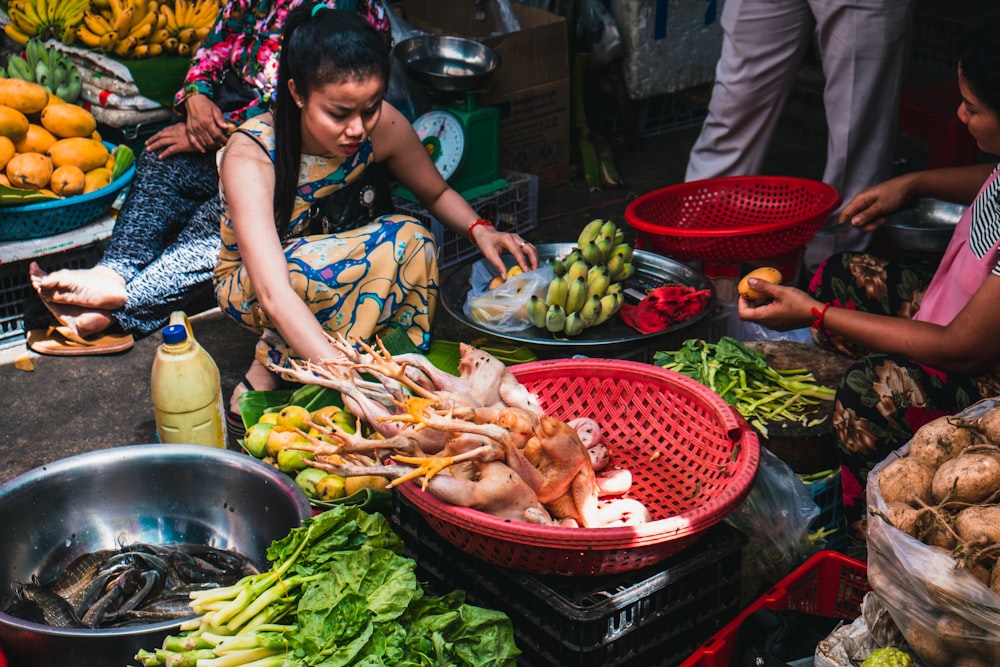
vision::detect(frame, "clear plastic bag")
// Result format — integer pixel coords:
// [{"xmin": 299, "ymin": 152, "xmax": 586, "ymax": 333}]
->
[
  {"xmin": 867, "ymin": 398, "xmax": 1000, "ymax": 666},
  {"xmin": 726, "ymin": 447, "xmax": 820, "ymax": 604},
  {"xmin": 463, "ymin": 261, "xmax": 555, "ymax": 333}
]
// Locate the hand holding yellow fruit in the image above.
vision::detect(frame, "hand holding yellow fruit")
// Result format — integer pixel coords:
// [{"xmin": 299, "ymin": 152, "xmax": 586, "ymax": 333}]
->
[{"xmin": 738, "ymin": 266, "xmax": 783, "ymax": 303}]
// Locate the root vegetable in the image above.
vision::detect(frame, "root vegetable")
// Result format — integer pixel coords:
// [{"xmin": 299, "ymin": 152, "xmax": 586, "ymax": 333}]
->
[
  {"xmin": 931, "ymin": 449, "xmax": 1000, "ymax": 504},
  {"xmin": 878, "ymin": 455, "xmax": 935, "ymax": 507},
  {"xmin": 881, "ymin": 501, "xmax": 921, "ymax": 537},
  {"xmin": 900, "ymin": 624, "xmax": 954, "ymax": 667},
  {"xmin": 954, "ymin": 505, "xmax": 1000, "ymax": 545},
  {"xmin": 989, "ymin": 565, "xmax": 1000, "ymax": 598},
  {"xmin": 951, "ymin": 406, "xmax": 1000, "ymax": 444},
  {"xmin": 909, "ymin": 415, "xmax": 977, "ymax": 469}
]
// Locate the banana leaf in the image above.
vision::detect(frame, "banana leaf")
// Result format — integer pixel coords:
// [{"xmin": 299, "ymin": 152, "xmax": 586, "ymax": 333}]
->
[{"xmin": 0, "ymin": 185, "xmax": 61, "ymax": 205}]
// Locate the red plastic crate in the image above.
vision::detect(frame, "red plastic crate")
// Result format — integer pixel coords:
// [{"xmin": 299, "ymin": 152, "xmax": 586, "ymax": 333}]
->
[{"xmin": 679, "ymin": 550, "xmax": 868, "ymax": 667}]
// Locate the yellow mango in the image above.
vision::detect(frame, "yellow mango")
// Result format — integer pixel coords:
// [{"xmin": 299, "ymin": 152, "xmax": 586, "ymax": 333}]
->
[
  {"xmin": 0, "ymin": 79, "xmax": 50, "ymax": 115},
  {"xmin": 50, "ymin": 165, "xmax": 86, "ymax": 196},
  {"xmin": 83, "ymin": 167, "xmax": 112, "ymax": 193},
  {"xmin": 47, "ymin": 137, "xmax": 109, "ymax": 172},
  {"xmin": 13, "ymin": 124, "xmax": 57, "ymax": 154},
  {"xmin": 0, "ymin": 136, "xmax": 14, "ymax": 171},
  {"xmin": 6, "ymin": 152, "xmax": 53, "ymax": 190},
  {"xmin": 40, "ymin": 103, "xmax": 98, "ymax": 139},
  {"xmin": 0, "ymin": 105, "xmax": 29, "ymax": 140}
]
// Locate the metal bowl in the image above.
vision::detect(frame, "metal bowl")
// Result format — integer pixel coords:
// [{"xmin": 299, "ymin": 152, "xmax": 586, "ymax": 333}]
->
[
  {"xmin": 881, "ymin": 198, "xmax": 965, "ymax": 253},
  {"xmin": 441, "ymin": 242, "xmax": 717, "ymax": 355},
  {"xmin": 394, "ymin": 35, "xmax": 500, "ymax": 92},
  {"xmin": 0, "ymin": 445, "xmax": 311, "ymax": 667}
]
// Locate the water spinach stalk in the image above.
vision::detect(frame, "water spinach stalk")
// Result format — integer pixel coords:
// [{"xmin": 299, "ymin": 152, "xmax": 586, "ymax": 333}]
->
[{"xmin": 653, "ymin": 336, "xmax": 835, "ymax": 436}]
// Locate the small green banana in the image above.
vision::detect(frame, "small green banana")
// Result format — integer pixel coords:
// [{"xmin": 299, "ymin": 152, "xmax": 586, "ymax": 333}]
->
[
  {"xmin": 614, "ymin": 228, "xmax": 626, "ymax": 245},
  {"xmin": 606, "ymin": 254, "xmax": 625, "ymax": 285},
  {"xmin": 562, "ymin": 248, "xmax": 583, "ymax": 268},
  {"xmin": 611, "ymin": 243, "xmax": 634, "ymax": 263},
  {"xmin": 565, "ymin": 259, "xmax": 589, "ymax": 285},
  {"xmin": 598, "ymin": 220, "xmax": 618, "ymax": 244},
  {"xmin": 581, "ymin": 240, "xmax": 602, "ymax": 266},
  {"xmin": 579, "ymin": 294, "xmax": 602, "ymax": 327},
  {"xmin": 549, "ymin": 257, "xmax": 566, "ymax": 277},
  {"xmin": 586, "ymin": 268, "xmax": 609, "ymax": 301},
  {"xmin": 594, "ymin": 294, "xmax": 621, "ymax": 326},
  {"xmin": 576, "ymin": 219, "xmax": 605, "ymax": 248},
  {"xmin": 526, "ymin": 295, "xmax": 548, "ymax": 329},
  {"xmin": 545, "ymin": 276, "xmax": 568, "ymax": 310},
  {"xmin": 596, "ymin": 237, "xmax": 613, "ymax": 264},
  {"xmin": 563, "ymin": 311, "xmax": 585, "ymax": 336},
  {"xmin": 545, "ymin": 304, "xmax": 567, "ymax": 334},
  {"xmin": 617, "ymin": 261, "xmax": 635, "ymax": 283},
  {"xmin": 6, "ymin": 56, "xmax": 33, "ymax": 81},
  {"xmin": 564, "ymin": 276, "xmax": 588, "ymax": 315},
  {"xmin": 605, "ymin": 282, "xmax": 623, "ymax": 298}
]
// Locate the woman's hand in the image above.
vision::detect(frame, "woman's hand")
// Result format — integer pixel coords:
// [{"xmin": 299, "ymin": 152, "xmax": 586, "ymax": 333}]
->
[
  {"xmin": 182, "ymin": 93, "xmax": 231, "ymax": 152},
  {"xmin": 145, "ymin": 122, "xmax": 198, "ymax": 159},
  {"xmin": 471, "ymin": 226, "xmax": 539, "ymax": 279},
  {"xmin": 736, "ymin": 279, "xmax": 822, "ymax": 331},
  {"xmin": 838, "ymin": 175, "xmax": 915, "ymax": 230}
]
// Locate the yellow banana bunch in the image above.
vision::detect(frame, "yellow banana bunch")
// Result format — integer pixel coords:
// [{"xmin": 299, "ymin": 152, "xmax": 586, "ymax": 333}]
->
[
  {"xmin": 537, "ymin": 219, "xmax": 635, "ymax": 337},
  {"xmin": 76, "ymin": 0, "xmax": 178, "ymax": 59},
  {"xmin": 161, "ymin": 0, "xmax": 219, "ymax": 56},
  {"xmin": 4, "ymin": 0, "xmax": 89, "ymax": 46}
]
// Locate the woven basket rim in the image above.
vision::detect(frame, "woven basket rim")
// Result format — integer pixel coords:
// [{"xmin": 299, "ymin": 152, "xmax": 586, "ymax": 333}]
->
[
  {"xmin": 0, "ymin": 162, "xmax": 135, "ymax": 214},
  {"xmin": 397, "ymin": 358, "xmax": 760, "ymax": 551}
]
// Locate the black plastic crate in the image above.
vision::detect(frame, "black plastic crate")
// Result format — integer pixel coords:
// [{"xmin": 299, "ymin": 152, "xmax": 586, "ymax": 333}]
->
[{"xmin": 393, "ymin": 495, "xmax": 746, "ymax": 667}]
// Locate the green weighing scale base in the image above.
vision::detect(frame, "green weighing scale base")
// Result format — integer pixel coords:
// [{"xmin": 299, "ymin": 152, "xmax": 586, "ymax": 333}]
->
[{"xmin": 392, "ymin": 177, "xmax": 510, "ymax": 204}]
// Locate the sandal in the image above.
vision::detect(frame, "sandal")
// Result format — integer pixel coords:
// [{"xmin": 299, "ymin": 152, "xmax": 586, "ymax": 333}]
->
[{"xmin": 27, "ymin": 326, "xmax": 135, "ymax": 356}]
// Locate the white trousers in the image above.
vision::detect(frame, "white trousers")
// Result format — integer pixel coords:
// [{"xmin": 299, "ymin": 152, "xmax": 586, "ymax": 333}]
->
[{"xmin": 686, "ymin": 0, "xmax": 917, "ymax": 271}]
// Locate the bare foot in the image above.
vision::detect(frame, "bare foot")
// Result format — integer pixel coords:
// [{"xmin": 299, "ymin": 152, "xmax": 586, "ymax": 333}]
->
[{"xmin": 30, "ymin": 262, "xmax": 127, "ymax": 310}]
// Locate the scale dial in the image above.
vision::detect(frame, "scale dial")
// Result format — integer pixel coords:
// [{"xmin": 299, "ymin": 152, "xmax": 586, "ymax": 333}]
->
[{"xmin": 412, "ymin": 110, "xmax": 466, "ymax": 181}]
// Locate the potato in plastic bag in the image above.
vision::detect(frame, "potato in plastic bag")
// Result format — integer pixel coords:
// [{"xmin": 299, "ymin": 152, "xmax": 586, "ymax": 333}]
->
[
  {"xmin": 463, "ymin": 261, "xmax": 554, "ymax": 333},
  {"xmin": 867, "ymin": 397, "xmax": 1000, "ymax": 666}
]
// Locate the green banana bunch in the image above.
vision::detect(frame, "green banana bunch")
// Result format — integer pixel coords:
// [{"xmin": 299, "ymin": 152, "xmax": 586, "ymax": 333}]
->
[
  {"xmin": 5, "ymin": 39, "xmax": 83, "ymax": 102},
  {"xmin": 534, "ymin": 219, "xmax": 635, "ymax": 337}
]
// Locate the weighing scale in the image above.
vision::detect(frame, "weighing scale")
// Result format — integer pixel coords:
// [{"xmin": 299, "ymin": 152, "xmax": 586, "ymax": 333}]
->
[{"xmin": 394, "ymin": 35, "xmax": 509, "ymax": 201}]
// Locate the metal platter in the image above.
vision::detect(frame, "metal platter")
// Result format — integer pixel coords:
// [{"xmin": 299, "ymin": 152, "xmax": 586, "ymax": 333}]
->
[{"xmin": 440, "ymin": 242, "xmax": 717, "ymax": 350}]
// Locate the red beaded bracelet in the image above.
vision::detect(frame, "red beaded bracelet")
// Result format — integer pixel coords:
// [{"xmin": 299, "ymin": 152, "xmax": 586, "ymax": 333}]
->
[
  {"xmin": 810, "ymin": 302, "xmax": 832, "ymax": 332},
  {"xmin": 467, "ymin": 219, "xmax": 494, "ymax": 242}
]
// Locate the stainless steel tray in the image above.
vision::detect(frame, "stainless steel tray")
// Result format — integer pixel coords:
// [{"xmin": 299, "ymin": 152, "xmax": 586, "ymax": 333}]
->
[{"xmin": 440, "ymin": 242, "xmax": 716, "ymax": 349}]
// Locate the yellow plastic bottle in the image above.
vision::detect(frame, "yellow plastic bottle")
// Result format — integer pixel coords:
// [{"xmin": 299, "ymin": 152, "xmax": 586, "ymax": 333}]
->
[{"xmin": 151, "ymin": 312, "xmax": 227, "ymax": 448}]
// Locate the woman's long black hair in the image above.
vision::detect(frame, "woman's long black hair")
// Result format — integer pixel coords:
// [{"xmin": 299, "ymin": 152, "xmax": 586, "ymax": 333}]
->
[
  {"xmin": 959, "ymin": 21, "xmax": 1000, "ymax": 117},
  {"xmin": 272, "ymin": 3, "xmax": 391, "ymax": 235}
]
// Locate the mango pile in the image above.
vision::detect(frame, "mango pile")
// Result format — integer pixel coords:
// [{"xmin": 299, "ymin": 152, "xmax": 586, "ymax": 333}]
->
[
  {"xmin": 0, "ymin": 78, "xmax": 133, "ymax": 199},
  {"xmin": 242, "ymin": 404, "xmax": 390, "ymax": 503},
  {"xmin": 530, "ymin": 218, "xmax": 635, "ymax": 336}
]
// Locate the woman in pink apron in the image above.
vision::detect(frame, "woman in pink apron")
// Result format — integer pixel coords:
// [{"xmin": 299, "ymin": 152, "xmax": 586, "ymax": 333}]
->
[{"xmin": 738, "ymin": 21, "xmax": 1000, "ymax": 523}]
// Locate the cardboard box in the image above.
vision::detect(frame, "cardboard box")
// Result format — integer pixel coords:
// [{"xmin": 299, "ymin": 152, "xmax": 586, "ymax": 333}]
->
[{"xmin": 396, "ymin": 1, "xmax": 570, "ymax": 189}]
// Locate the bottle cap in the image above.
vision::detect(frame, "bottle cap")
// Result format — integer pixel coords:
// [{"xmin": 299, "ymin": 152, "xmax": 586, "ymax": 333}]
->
[{"xmin": 162, "ymin": 324, "xmax": 189, "ymax": 345}]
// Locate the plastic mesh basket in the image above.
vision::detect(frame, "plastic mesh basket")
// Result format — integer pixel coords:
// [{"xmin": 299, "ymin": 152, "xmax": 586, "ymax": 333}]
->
[
  {"xmin": 397, "ymin": 357, "xmax": 760, "ymax": 576},
  {"xmin": 624, "ymin": 176, "xmax": 841, "ymax": 263},
  {"xmin": 0, "ymin": 150, "xmax": 134, "ymax": 242}
]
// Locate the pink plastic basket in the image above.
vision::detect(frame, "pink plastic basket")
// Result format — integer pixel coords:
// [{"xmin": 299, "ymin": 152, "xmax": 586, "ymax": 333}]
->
[
  {"xmin": 625, "ymin": 176, "xmax": 841, "ymax": 263},
  {"xmin": 397, "ymin": 358, "xmax": 760, "ymax": 576}
]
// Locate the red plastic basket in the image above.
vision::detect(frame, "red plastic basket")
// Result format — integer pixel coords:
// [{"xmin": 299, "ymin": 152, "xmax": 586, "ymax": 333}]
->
[
  {"xmin": 397, "ymin": 358, "xmax": 760, "ymax": 576},
  {"xmin": 680, "ymin": 550, "xmax": 869, "ymax": 667},
  {"xmin": 624, "ymin": 176, "xmax": 841, "ymax": 263}
]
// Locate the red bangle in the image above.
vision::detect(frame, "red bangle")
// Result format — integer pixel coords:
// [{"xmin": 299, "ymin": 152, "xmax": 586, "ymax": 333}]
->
[
  {"xmin": 467, "ymin": 219, "xmax": 494, "ymax": 242},
  {"xmin": 810, "ymin": 302, "xmax": 832, "ymax": 332}
]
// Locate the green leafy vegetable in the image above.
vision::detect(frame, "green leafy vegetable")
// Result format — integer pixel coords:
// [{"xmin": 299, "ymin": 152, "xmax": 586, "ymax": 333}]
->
[
  {"xmin": 133, "ymin": 506, "xmax": 521, "ymax": 667},
  {"xmin": 0, "ymin": 184, "xmax": 60, "ymax": 205},
  {"xmin": 653, "ymin": 336, "xmax": 835, "ymax": 436}
]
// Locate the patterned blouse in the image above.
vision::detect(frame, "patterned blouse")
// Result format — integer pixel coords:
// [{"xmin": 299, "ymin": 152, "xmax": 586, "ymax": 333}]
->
[{"xmin": 173, "ymin": 0, "xmax": 390, "ymax": 125}]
